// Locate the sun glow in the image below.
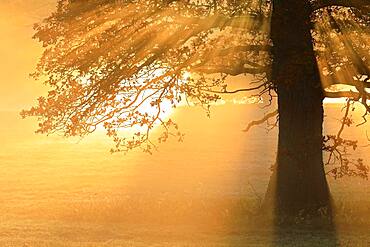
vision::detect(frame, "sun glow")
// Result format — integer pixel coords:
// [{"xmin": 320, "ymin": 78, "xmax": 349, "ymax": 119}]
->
[
  {"xmin": 312, "ymin": 7, "xmax": 369, "ymax": 108},
  {"xmin": 81, "ymin": 68, "xmax": 193, "ymax": 142}
]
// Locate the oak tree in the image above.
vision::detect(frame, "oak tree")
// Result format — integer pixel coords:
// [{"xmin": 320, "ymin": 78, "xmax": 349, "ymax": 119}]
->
[{"xmin": 22, "ymin": 0, "xmax": 370, "ymax": 219}]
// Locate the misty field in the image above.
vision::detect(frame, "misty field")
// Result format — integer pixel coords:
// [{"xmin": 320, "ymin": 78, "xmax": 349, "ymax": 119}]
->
[{"xmin": 1, "ymin": 104, "xmax": 369, "ymax": 246}]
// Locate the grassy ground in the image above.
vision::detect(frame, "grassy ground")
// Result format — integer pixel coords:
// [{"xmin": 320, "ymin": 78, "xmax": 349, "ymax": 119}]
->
[
  {"xmin": 0, "ymin": 106, "xmax": 369, "ymax": 246},
  {"xmin": 1, "ymin": 222, "xmax": 369, "ymax": 246},
  {"xmin": 1, "ymin": 194, "xmax": 369, "ymax": 246}
]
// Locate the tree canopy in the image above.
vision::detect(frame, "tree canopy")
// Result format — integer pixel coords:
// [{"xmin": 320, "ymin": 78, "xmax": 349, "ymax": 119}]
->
[{"xmin": 22, "ymin": 0, "xmax": 369, "ymax": 154}]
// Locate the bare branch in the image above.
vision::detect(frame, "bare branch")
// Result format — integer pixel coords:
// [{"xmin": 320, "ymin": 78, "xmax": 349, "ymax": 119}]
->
[
  {"xmin": 312, "ymin": 0, "xmax": 370, "ymax": 12},
  {"xmin": 243, "ymin": 109, "xmax": 278, "ymax": 132},
  {"xmin": 192, "ymin": 64, "xmax": 269, "ymax": 76},
  {"xmin": 217, "ymin": 45, "xmax": 271, "ymax": 56},
  {"xmin": 324, "ymin": 91, "xmax": 361, "ymax": 99}
]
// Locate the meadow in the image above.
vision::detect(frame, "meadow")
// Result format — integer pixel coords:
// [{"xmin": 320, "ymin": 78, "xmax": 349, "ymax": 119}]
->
[{"xmin": 1, "ymin": 104, "xmax": 369, "ymax": 246}]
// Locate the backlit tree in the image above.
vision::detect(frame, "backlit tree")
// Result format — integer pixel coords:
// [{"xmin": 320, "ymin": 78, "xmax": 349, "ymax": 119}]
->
[{"xmin": 22, "ymin": 0, "xmax": 370, "ymax": 220}]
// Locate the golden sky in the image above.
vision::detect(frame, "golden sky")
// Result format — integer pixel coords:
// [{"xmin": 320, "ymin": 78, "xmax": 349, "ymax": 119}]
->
[
  {"xmin": 0, "ymin": 0, "xmax": 357, "ymax": 111},
  {"xmin": 0, "ymin": 0, "xmax": 55, "ymax": 111},
  {"xmin": 0, "ymin": 4, "xmax": 368, "ymax": 243}
]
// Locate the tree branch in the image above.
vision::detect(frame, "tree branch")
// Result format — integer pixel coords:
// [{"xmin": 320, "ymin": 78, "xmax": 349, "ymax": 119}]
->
[
  {"xmin": 198, "ymin": 83, "xmax": 266, "ymax": 94},
  {"xmin": 192, "ymin": 64, "xmax": 268, "ymax": 76},
  {"xmin": 312, "ymin": 0, "xmax": 370, "ymax": 12},
  {"xmin": 324, "ymin": 90, "xmax": 361, "ymax": 99},
  {"xmin": 217, "ymin": 45, "xmax": 271, "ymax": 56},
  {"xmin": 243, "ymin": 109, "xmax": 278, "ymax": 132}
]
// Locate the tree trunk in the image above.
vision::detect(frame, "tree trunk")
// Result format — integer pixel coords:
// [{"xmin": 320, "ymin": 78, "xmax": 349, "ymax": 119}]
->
[{"xmin": 264, "ymin": 0, "xmax": 332, "ymax": 219}]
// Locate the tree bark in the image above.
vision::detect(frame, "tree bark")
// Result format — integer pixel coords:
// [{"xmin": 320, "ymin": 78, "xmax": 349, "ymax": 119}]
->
[{"xmin": 264, "ymin": 0, "xmax": 332, "ymax": 219}]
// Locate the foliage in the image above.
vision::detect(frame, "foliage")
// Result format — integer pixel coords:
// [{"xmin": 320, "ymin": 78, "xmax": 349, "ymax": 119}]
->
[
  {"xmin": 21, "ymin": 0, "xmax": 369, "ymax": 161},
  {"xmin": 323, "ymin": 100, "xmax": 369, "ymax": 179}
]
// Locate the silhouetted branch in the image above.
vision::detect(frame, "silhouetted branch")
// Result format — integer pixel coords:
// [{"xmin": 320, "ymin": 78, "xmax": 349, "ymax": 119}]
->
[
  {"xmin": 324, "ymin": 91, "xmax": 361, "ymax": 99},
  {"xmin": 312, "ymin": 0, "xmax": 370, "ymax": 12},
  {"xmin": 199, "ymin": 84, "xmax": 266, "ymax": 94},
  {"xmin": 243, "ymin": 109, "xmax": 278, "ymax": 132},
  {"xmin": 324, "ymin": 100, "xmax": 369, "ymax": 179},
  {"xmin": 217, "ymin": 45, "xmax": 271, "ymax": 55},
  {"xmin": 193, "ymin": 65, "xmax": 269, "ymax": 76}
]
